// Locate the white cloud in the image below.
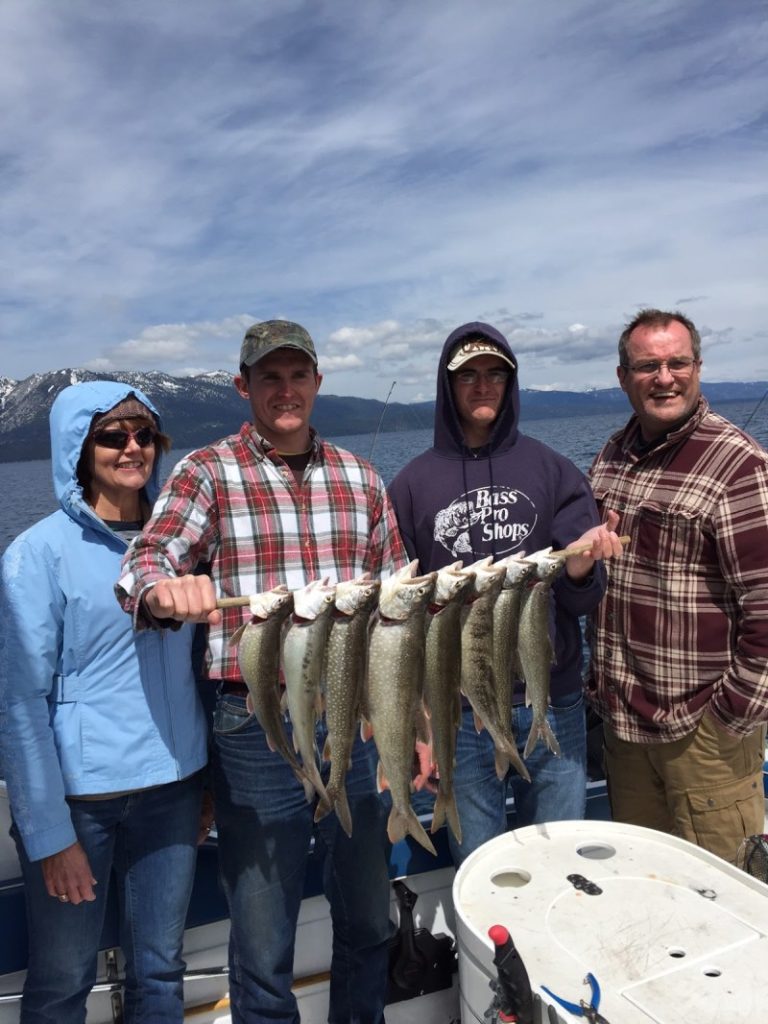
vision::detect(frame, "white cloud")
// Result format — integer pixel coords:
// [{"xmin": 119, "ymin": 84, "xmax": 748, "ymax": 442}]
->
[{"xmin": 0, "ymin": 0, "xmax": 765, "ymax": 399}]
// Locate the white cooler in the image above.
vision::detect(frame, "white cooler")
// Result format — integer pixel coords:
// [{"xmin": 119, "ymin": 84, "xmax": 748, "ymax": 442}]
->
[{"xmin": 453, "ymin": 820, "xmax": 768, "ymax": 1023}]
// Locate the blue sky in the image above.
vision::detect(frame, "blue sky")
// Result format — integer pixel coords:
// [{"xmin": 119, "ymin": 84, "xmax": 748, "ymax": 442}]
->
[{"xmin": 1, "ymin": 0, "xmax": 766, "ymax": 401}]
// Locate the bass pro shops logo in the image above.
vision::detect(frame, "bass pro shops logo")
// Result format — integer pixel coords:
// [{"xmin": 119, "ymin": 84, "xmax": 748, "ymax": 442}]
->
[{"xmin": 434, "ymin": 486, "xmax": 537, "ymax": 558}]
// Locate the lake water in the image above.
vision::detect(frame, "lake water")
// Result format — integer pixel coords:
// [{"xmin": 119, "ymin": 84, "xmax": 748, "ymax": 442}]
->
[{"xmin": 2, "ymin": 399, "xmax": 768, "ymax": 555}]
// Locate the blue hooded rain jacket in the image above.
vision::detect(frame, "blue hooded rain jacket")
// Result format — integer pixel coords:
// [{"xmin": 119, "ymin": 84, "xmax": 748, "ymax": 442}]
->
[{"xmin": 0, "ymin": 381, "xmax": 208, "ymax": 862}]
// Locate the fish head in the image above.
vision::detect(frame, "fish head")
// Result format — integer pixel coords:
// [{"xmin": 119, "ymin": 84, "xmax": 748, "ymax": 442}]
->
[
  {"xmin": 467, "ymin": 559, "xmax": 506, "ymax": 597},
  {"xmin": 378, "ymin": 572, "xmax": 436, "ymax": 619},
  {"xmin": 524, "ymin": 546, "xmax": 565, "ymax": 582},
  {"xmin": 248, "ymin": 584, "xmax": 293, "ymax": 620},
  {"xmin": 433, "ymin": 565, "xmax": 475, "ymax": 606},
  {"xmin": 494, "ymin": 552, "xmax": 537, "ymax": 588},
  {"xmin": 292, "ymin": 578, "xmax": 337, "ymax": 619},
  {"xmin": 334, "ymin": 576, "xmax": 381, "ymax": 616},
  {"xmin": 536, "ymin": 555, "xmax": 566, "ymax": 582},
  {"xmin": 380, "ymin": 559, "xmax": 420, "ymax": 606}
]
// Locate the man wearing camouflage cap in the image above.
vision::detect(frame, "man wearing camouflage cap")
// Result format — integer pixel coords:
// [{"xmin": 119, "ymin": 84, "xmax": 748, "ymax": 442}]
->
[{"xmin": 118, "ymin": 320, "xmax": 407, "ymax": 1023}]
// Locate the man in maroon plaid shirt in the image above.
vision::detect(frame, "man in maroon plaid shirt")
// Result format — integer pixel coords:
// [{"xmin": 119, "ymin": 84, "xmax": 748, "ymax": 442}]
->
[
  {"xmin": 587, "ymin": 308, "xmax": 768, "ymax": 864},
  {"xmin": 118, "ymin": 320, "xmax": 407, "ymax": 1023}
]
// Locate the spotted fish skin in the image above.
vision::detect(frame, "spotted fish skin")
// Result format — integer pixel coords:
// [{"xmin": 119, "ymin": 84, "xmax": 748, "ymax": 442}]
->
[
  {"xmin": 231, "ymin": 586, "xmax": 312, "ymax": 798},
  {"xmin": 519, "ymin": 580, "xmax": 562, "ymax": 759},
  {"xmin": 282, "ymin": 579, "xmax": 337, "ymax": 806},
  {"xmin": 461, "ymin": 558, "xmax": 531, "ymax": 783},
  {"xmin": 425, "ymin": 563, "xmax": 474, "ymax": 844},
  {"xmin": 367, "ymin": 569, "xmax": 437, "ymax": 855},
  {"xmin": 315, "ymin": 576, "xmax": 381, "ymax": 837}
]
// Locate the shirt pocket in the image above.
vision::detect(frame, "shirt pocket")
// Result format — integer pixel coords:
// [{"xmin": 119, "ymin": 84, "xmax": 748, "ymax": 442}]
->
[{"xmin": 632, "ymin": 501, "xmax": 705, "ymax": 572}]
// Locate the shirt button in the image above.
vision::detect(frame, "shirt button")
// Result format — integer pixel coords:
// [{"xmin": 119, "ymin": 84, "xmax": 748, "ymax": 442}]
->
[{"xmin": 607, "ymin": 684, "xmax": 617, "ymax": 693}]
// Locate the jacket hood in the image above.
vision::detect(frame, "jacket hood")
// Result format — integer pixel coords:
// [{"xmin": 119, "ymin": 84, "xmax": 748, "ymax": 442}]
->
[
  {"xmin": 49, "ymin": 380, "xmax": 164, "ymax": 522},
  {"xmin": 434, "ymin": 322, "xmax": 520, "ymax": 456}
]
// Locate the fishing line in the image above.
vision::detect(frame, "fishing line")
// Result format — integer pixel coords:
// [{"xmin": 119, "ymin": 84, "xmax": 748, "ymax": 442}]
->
[
  {"xmin": 742, "ymin": 386, "xmax": 768, "ymax": 432},
  {"xmin": 368, "ymin": 380, "xmax": 397, "ymax": 462}
]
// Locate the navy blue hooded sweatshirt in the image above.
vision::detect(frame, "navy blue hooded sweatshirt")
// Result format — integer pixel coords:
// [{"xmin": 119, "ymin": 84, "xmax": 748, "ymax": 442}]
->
[{"xmin": 388, "ymin": 321, "xmax": 605, "ymax": 701}]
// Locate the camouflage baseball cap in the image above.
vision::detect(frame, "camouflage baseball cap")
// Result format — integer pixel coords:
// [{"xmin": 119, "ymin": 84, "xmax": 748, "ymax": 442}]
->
[{"xmin": 239, "ymin": 320, "xmax": 318, "ymax": 368}]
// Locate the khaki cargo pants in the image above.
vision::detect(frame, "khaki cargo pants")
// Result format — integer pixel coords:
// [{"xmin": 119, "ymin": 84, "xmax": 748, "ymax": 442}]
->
[{"xmin": 603, "ymin": 712, "xmax": 766, "ymax": 864}]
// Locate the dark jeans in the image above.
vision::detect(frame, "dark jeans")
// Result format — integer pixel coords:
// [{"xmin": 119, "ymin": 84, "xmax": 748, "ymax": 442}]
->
[
  {"xmin": 14, "ymin": 773, "xmax": 203, "ymax": 1024},
  {"xmin": 211, "ymin": 694, "xmax": 391, "ymax": 1023},
  {"xmin": 449, "ymin": 690, "xmax": 588, "ymax": 865}
]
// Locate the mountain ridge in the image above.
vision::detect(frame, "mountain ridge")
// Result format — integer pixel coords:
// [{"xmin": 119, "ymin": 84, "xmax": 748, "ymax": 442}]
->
[{"xmin": 1, "ymin": 368, "xmax": 766, "ymax": 464}]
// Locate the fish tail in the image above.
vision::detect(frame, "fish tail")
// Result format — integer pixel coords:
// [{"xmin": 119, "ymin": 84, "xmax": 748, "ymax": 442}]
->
[
  {"xmin": 314, "ymin": 793, "xmax": 332, "ymax": 822},
  {"xmin": 333, "ymin": 786, "xmax": 354, "ymax": 838},
  {"xmin": 305, "ymin": 762, "xmax": 331, "ymax": 806},
  {"xmin": 387, "ymin": 806, "xmax": 437, "ymax": 856},
  {"xmin": 523, "ymin": 716, "xmax": 561, "ymax": 760},
  {"xmin": 499, "ymin": 739, "xmax": 531, "ymax": 783},
  {"xmin": 494, "ymin": 749, "xmax": 510, "ymax": 780},
  {"xmin": 431, "ymin": 787, "xmax": 462, "ymax": 846},
  {"xmin": 295, "ymin": 768, "xmax": 316, "ymax": 804},
  {"xmin": 314, "ymin": 783, "xmax": 353, "ymax": 837},
  {"xmin": 431, "ymin": 791, "xmax": 446, "ymax": 832}
]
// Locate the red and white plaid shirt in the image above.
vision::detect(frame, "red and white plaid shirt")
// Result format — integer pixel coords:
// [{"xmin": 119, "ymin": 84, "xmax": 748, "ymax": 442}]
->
[
  {"xmin": 586, "ymin": 398, "xmax": 768, "ymax": 741},
  {"xmin": 118, "ymin": 422, "xmax": 407, "ymax": 680}
]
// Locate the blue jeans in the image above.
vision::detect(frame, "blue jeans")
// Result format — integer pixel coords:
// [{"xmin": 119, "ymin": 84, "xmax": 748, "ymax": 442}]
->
[
  {"xmin": 13, "ymin": 773, "xmax": 203, "ymax": 1024},
  {"xmin": 449, "ymin": 690, "xmax": 587, "ymax": 866},
  {"xmin": 211, "ymin": 694, "xmax": 391, "ymax": 1024}
]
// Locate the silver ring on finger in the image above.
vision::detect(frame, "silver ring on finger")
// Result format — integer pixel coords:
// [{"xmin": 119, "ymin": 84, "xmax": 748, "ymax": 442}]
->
[{"xmin": 57, "ymin": 893, "xmax": 69, "ymax": 902}]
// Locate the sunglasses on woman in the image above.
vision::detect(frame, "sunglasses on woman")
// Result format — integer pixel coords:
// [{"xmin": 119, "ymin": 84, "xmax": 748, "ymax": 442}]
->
[{"xmin": 92, "ymin": 426, "xmax": 158, "ymax": 450}]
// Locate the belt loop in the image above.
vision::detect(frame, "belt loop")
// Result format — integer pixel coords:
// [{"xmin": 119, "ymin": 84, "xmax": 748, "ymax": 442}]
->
[{"xmin": 50, "ymin": 674, "xmax": 64, "ymax": 703}]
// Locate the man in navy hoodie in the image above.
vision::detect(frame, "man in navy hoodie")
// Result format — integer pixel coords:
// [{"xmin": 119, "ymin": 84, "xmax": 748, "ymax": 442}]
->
[{"xmin": 389, "ymin": 322, "xmax": 622, "ymax": 864}]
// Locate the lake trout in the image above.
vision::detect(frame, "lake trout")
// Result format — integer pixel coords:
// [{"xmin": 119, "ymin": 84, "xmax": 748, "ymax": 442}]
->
[
  {"xmin": 425, "ymin": 562, "xmax": 474, "ymax": 843},
  {"xmin": 367, "ymin": 569, "xmax": 437, "ymax": 855},
  {"xmin": 461, "ymin": 557, "xmax": 531, "ymax": 783},
  {"xmin": 282, "ymin": 579, "xmax": 336, "ymax": 806},
  {"xmin": 492, "ymin": 553, "xmax": 536, "ymax": 778},
  {"xmin": 315, "ymin": 575, "xmax": 381, "ymax": 836},
  {"xmin": 230, "ymin": 586, "xmax": 311, "ymax": 797},
  {"xmin": 518, "ymin": 579, "xmax": 562, "ymax": 759}
]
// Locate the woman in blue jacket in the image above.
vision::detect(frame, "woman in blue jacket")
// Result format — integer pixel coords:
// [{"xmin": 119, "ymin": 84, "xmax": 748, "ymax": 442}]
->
[{"xmin": 0, "ymin": 381, "xmax": 209, "ymax": 1023}]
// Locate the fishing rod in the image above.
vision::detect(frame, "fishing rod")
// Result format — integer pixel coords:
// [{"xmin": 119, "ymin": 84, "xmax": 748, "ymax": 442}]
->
[
  {"xmin": 742, "ymin": 386, "xmax": 768, "ymax": 432},
  {"xmin": 368, "ymin": 380, "xmax": 397, "ymax": 462}
]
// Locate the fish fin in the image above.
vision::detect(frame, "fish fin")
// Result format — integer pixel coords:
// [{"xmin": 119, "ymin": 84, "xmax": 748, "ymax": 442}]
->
[
  {"xmin": 280, "ymin": 690, "xmax": 289, "ymax": 713},
  {"xmin": 523, "ymin": 719, "xmax": 561, "ymax": 760},
  {"xmin": 431, "ymin": 789, "xmax": 463, "ymax": 846},
  {"xmin": 313, "ymin": 691, "xmax": 324, "ymax": 718},
  {"xmin": 321, "ymin": 736, "xmax": 332, "ymax": 762},
  {"xmin": 314, "ymin": 792, "xmax": 332, "ymax": 823},
  {"xmin": 387, "ymin": 807, "xmax": 437, "ymax": 856},
  {"xmin": 290, "ymin": 764, "xmax": 315, "ymax": 803},
  {"xmin": 306, "ymin": 764, "xmax": 330, "ymax": 805},
  {"xmin": 415, "ymin": 704, "xmax": 431, "ymax": 745},
  {"xmin": 472, "ymin": 711, "xmax": 485, "ymax": 734},
  {"xmin": 445, "ymin": 791, "xmax": 462, "ymax": 846},
  {"xmin": 431, "ymin": 793, "xmax": 446, "ymax": 833},
  {"xmin": 542, "ymin": 719, "xmax": 561, "ymax": 756},
  {"xmin": 245, "ymin": 692, "xmax": 255, "ymax": 715},
  {"xmin": 524, "ymin": 685, "xmax": 531, "ymax": 708},
  {"xmin": 327, "ymin": 785, "xmax": 353, "ymax": 838},
  {"xmin": 504, "ymin": 742, "xmax": 531, "ymax": 783},
  {"xmin": 494, "ymin": 749, "xmax": 510, "ymax": 780},
  {"xmin": 376, "ymin": 761, "xmax": 391, "ymax": 793},
  {"xmin": 228, "ymin": 622, "xmax": 247, "ymax": 646}
]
